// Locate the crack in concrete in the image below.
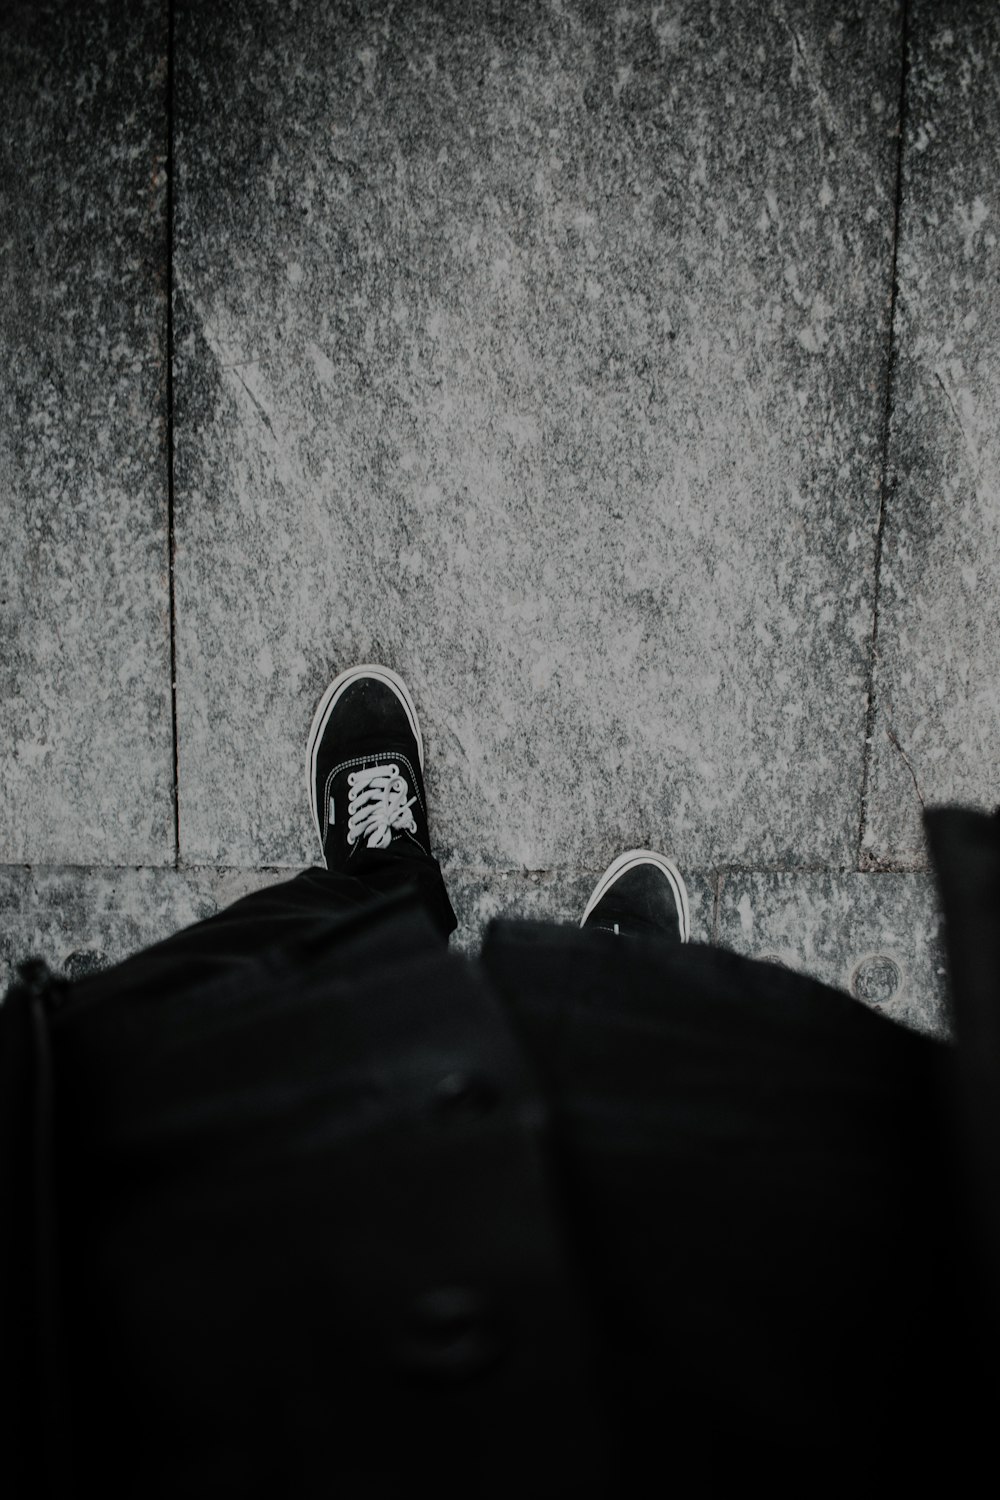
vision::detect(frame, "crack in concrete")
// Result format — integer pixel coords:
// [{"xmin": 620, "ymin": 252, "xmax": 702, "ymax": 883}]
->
[
  {"xmin": 886, "ymin": 722, "xmax": 925, "ymax": 809},
  {"xmin": 0, "ymin": 860, "xmax": 933, "ymax": 879},
  {"xmin": 934, "ymin": 369, "xmax": 983, "ymax": 496},
  {"xmin": 857, "ymin": 0, "xmax": 911, "ymax": 872},
  {"xmin": 165, "ymin": 0, "xmax": 180, "ymax": 871},
  {"xmin": 231, "ymin": 367, "xmax": 277, "ymax": 442},
  {"xmin": 784, "ymin": 14, "xmax": 836, "ymax": 136}
]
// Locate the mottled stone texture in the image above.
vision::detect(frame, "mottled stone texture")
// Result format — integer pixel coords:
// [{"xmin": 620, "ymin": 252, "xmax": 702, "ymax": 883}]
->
[
  {"xmin": 0, "ymin": 0, "xmax": 174, "ymax": 864},
  {"xmin": 7, "ymin": 0, "xmax": 978, "ymax": 1037},
  {"xmin": 1, "ymin": 863, "xmax": 945, "ymax": 1039},
  {"xmin": 717, "ymin": 869, "xmax": 948, "ymax": 1036},
  {"xmin": 174, "ymin": 0, "xmax": 901, "ymax": 871},
  {"xmin": 0, "ymin": 862, "xmax": 714, "ymax": 987},
  {"xmin": 864, "ymin": 0, "xmax": 1000, "ymax": 866},
  {"xmin": 0, "ymin": 865, "xmax": 284, "ymax": 992}
]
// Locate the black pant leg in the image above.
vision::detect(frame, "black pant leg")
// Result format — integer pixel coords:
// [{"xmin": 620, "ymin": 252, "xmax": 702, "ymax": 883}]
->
[
  {"xmin": 66, "ymin": 856, "xmax": 457, "ymax": 1010},
  {"xmin": 45, "ymin": 902, "xmax": 612, "ymax": 1500},
  {"xmin": 480, "ymin": 918, "xmax": 969, "ymax": 1493}
]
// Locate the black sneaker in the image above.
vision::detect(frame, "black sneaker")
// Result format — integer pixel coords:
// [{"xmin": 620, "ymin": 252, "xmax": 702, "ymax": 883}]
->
[
  {"xmin": 580, "ymin": 849, "xmax": 691, "ymax": 942},
  {"xmin": 306, "ymin": 664, "xmax": 436, "ymax": 877}
]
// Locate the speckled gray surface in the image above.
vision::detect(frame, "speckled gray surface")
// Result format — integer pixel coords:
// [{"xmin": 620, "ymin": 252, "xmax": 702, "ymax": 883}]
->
[
  {"xmin": 0, "ymin": 0, "xmax": 174, "ymax": 865},
  {"xmin": 863, "ymin": 0, "xmax": 1000, "ymax": 867},
  {"xmin": 4, "ymin": 1, "xmax": 995, "ymax": 1035},
  {"xmin": 716, "ymin": 867, "xmax": 949, "ymax": 1036},
  {"xmin": 0, "ymin": 862, "xmax": 714, "ymax": 990},
  {"xmin": 173, "ymin": 0, "xmax": 901, "ymax": 871},
  {"xmin": 2, "ymin": 863, "xmax": 949, "ymax": 1046},
  {"xmin": 0, "ymin": 864, "xmax": 286, "ymax": 992}
]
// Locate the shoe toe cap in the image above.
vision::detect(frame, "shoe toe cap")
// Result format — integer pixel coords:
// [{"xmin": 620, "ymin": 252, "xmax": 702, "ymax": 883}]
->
[{"xmin": 586, "ymin": 862, "xmax": 684, "ymax": 940}]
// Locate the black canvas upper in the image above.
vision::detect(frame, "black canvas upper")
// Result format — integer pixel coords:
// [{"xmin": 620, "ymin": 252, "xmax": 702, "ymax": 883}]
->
[
  {"xmin": 312, "ymin": 678, "xmax": 434, "ymax": 876},
  {"xmin": 582, "ymin": 863, "xmax": 683, "ymax": 942}
]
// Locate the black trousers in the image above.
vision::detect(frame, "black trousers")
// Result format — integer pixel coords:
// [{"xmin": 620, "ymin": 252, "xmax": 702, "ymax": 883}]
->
[
  {"xmin": 49, "ymin": 857, "xmax": 609, "ymax": 1498},
  {"xmin": 24, "ymin": 847, "xmax": 993, "ymax": 1496},
  {"xmin": 65, "ymin": 849, "xmax": 459, "ymax": 1009}
]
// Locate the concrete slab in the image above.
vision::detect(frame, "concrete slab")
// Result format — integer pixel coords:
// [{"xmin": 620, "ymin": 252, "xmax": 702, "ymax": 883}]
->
[
  {"xmin": 864, "ymin": 1, "xmax": 1000, "ymax": 866},
  {"xmin": 0, "ymin": 860, "xmax": 714, "ymax": 989},
  {"xmin": 716, "ymin": 868, "xmax": 949, "ymax": 1037},
  {"xmin": 173, "ymin": 0, "xmax": 901, "ymax": 873},
  {"xmin": 3, "ymin": 859, "xmax": 942, "ymax": 1038},
  {"xmin": 0, "ymin": 1, "xmax": 174, "ymax": 864},
  {"xmin": 0, "ymin": 864, "xmax": 285, "ymax": 992}
]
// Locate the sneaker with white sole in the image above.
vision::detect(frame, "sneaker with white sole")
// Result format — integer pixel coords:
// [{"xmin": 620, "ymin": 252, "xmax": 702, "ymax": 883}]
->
[
  {"xmin": 306, "ymin": 664, "xmax": 436, "ymax": 877},
  {"xmin": 580, "ymin": 849, "xmax": 691, "ymax": 943}
]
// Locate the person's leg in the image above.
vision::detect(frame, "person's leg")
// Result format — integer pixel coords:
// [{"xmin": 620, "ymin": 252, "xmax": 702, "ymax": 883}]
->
[
  {"xmin": 66, "ymin": 860, "xmax": 454, "ymax": 1011},
  {"xmin": 483, "ymin": 846, "xmax": 963, "ymax": 1492},
  {"xmin": 67, "ymin": 664, "xmax": 457, "ymax": 1010}
]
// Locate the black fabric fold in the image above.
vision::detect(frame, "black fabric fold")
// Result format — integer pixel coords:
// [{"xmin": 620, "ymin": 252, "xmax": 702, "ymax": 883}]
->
[
  {"xmin": 4, "ymin": 808, "xmax": 1000, "ymax": 1496},
  {"xmin": 924, "ymin": 803, "xmax": 1000, "ymax": 1393}
]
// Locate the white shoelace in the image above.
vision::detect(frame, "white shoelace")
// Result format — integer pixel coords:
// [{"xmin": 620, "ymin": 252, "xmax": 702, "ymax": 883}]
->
[{"xmin": 347, "ymin": 763, "xmax": 418, "ymax": 849}]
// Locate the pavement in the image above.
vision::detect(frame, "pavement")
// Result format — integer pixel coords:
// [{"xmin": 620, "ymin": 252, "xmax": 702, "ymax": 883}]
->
[{"xmin": 3, "ymin": 0, "xmax": 999, "ymax": 1038}]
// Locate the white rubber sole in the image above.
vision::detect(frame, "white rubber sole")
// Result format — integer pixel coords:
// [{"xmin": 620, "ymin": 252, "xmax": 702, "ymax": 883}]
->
[
  {"xmin": 305, "ymin": 663, "xmax": 425, "ymax": 851},
  {"xmin": 580, "ymin": 848, "xmax": 691, "ymax": 942}
]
